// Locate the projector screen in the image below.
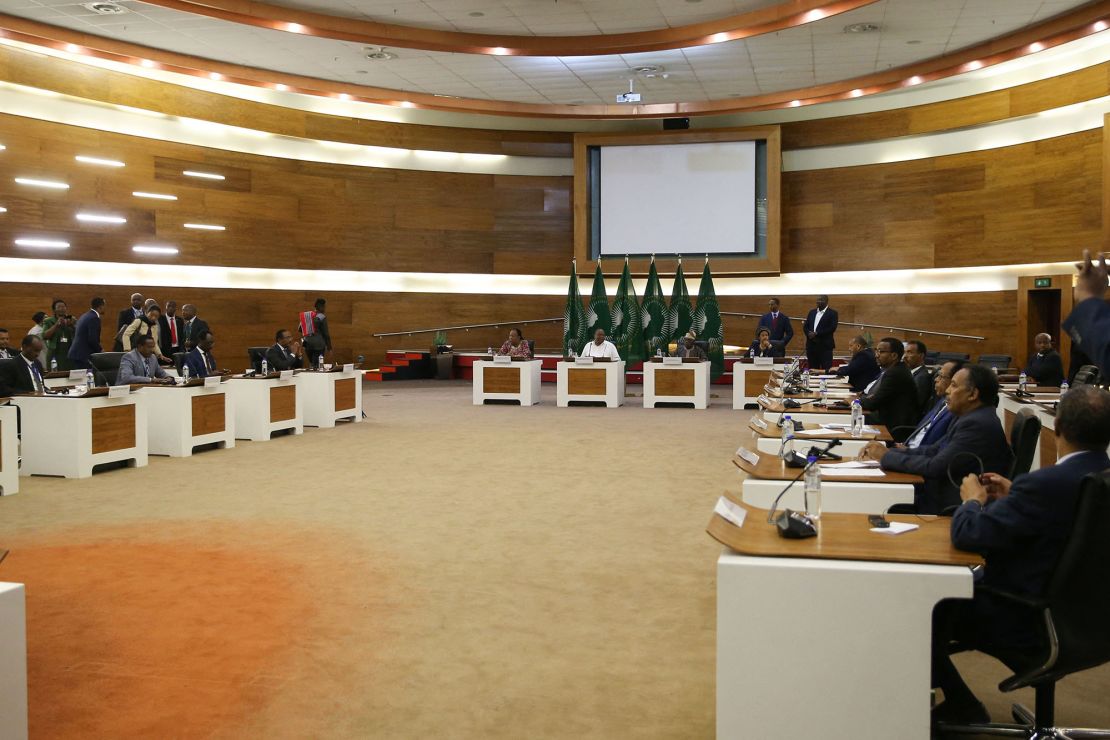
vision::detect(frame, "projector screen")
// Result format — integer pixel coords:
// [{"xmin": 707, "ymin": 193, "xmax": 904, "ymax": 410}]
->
[{"xmin": 597, "ymin": 141, "xmax": 757, "ymax": 256}]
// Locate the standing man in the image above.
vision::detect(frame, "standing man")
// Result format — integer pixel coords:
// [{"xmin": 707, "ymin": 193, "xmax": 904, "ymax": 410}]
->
[
  {"xmin": 903, "ymin": 339, "xmax": 933, "ymax": 415},
  {"xmin": 1022, "ymin": 333, "xmax": 1065, "ymax": 388},
  {"xmin": 0, "ymin": 336, "xmax": 47, "ymax": 395},
  {"xmin": 0, "ymin": 329, "xmax": 12, "ymax": 360},
  {"xmin": 1063, "ymin": 249, "xmax": 1109, "ymax": 374},
  {"xmin": 118, "ymin": 335, "xmax": 174, "ymax": 385},
  {"xmin": 266, "ymin": 329, "xmax": 305, "ymax": 371},
  {"xmin": 180, "ymin": 304, "xmax": 210, "ymax": 352},
  {"xmin": 68, "ymin": 297, "xmax": 105, "ymax": 370},
  {"xmin": 802, "ymin": 294, "xmax": 839, "ymax": 371},
  {"xmin": 183, "ymin": 331, "xmax": 226, "ymax": 378},
  {"xmin": 159, "ymin": 300, "xmax": 185, "ymax": 358},
  {"xmin": 757, "ymin": 297, "xmax": 794, "ymax": 352},
  {"xmin": 42, "ymin": 299, "xmax": 75, "ymax": 370},
  {"xmin": 114, "ymin": 292, "xmax": 145, "ymax": 351},
  {"xmin": 858, "ymin": 337, "xmax": 920, "ymax": 442},
  {"xmin": 299, "ymin": 298, "xmax": 332, "ymax": 368}
]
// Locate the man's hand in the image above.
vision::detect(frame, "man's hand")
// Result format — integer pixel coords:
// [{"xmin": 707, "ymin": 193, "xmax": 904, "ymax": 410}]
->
[
  {"xmin": 857, "ymin": 441, "xmax": 887, "ymax": 462},
  {"xmin": 1075, "ymin": 249, "xmax": 1109, "ymax": 303},
  {"xmin": 157, "ymin": 376, "xmax": 175, "ymax": 385},
  {"xmin": 806, "ymin": 330, "xmax": 816, "ymax": 339},
  {"xmin": 960, "ymin": 473, "xmax": 989, "ymax": 506},
  {"xmin": 980, "ymin": 472, "xmax": 1012, "ymax": 500}
]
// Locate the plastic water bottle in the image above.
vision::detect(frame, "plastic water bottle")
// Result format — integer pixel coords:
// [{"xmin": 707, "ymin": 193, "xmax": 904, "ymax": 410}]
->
[
  {"xmin": 86, "ymin": 369, "xmax": 94, "ymax": 388},
  {"xmin": 801, "ymin": 367, "xmax": 810, "ymax": 389},
  {"xmin": 819, "ymin": 378, "xmax": 828, "ymax": 406},
  {"xmin": 1059, "ymin": 380, "xmax": 1069, "ymax": 397},
  {"xmin": 850, "ymin": 398, "xmax": 864, "ymax": 438},
  {"xmin": 261, "ymin": 358, "xmax": 268, "ymax": 375},
  {"xmin": 487, "ymin": 346, "xmax": 493, "ymax": 357},
  {"xmin": 183, "ymin": 365, "xmax": 190, "ymax": 383},
  {"xmin": 655, "ymin": 348, "xmax": 662, "ymax": 358},
  {"xmin": 804, "ymin": 456, "xmax": 822, "ymax": 522},
  {"xmin": 317, "ymin": 354, "xmax": 324, "ymax": 371},
  {"xmin": 50, "ymin": 357, "xmax": 58, "ymax": 372},
  {"xmin": 568, "ymin": 346, "xmax": 577, "ymax": 360},
  {"xmin": 1019, "ymin": 371, "xmax": 1028, "ymax": 393},
  {"xmin": 780, "ymin": 415, "xmax": 795, "ymax": 458}
]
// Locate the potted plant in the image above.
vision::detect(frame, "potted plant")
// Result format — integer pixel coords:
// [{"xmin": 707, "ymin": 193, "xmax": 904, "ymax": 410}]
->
[{"xmin": 432, "ymin": 331, "xmax": 453, "ymax": 379}]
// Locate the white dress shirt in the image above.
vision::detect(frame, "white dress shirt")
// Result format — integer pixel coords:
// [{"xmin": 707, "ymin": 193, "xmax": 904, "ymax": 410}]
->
[
  {"xmin": 812, "ymin": 307, "xmax": 827, "ymax": 331},
  {"xmin": 580, "ymin": 339, "xmax": 620, "ymax": 360}
]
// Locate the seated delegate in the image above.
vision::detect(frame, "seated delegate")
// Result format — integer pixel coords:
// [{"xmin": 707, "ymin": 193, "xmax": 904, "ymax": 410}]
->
[
  {"xmin": 675, "ymin": 331, "xmax": 707, "ymax": 360},
  {"xmin": 747, "ymin": 328, "xmax": 783, "ymax": 358},
  {"xmin": 1021, "ymin": 333, "xmax": 1064, "ymax": 388},
  {"xmin": 858, "ymin": 364, "xmax": 1013, "ymax": 513},
  {"xmin": 182, "ymin": 331, "xmax": 228, "ymax": 378},
  {"xmin": 266, "ymin": 329, "xmax": 305, "ymax": 371},
  {"xmin": 579, "ymin": 329, "xmax": 621, "ymax": 360},
  {"xmin": 118, "ymin": 335, "xmax": 174, "ymax": 384},
  {"xmin": 498, "ymin": 327, "xmax": 533, "ymax": 358},
  {"xmin": 834, "ymin": 335, "xmax": 880, "ymax": 392},
  {"xmin": 857, "ymin": 337, "xmax": 919, "ymax": 442},
  {"xmin": 901, "ymin": 360, "xmax": 962, "ymax": 449},
  {"xmin": 930, "ymin": 384, "xmax": 1110, "ymax": 725},
  {"xmin": 0, "ymin": 335, "xmax": 47, "ymax": 395}
]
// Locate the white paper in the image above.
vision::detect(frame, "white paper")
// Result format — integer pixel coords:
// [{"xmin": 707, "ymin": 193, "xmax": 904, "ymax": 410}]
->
[
  {"xmin": 820, "ymin": 468, "xmax": 887, "ymax": 477},
  {"xmin": 753, "ymin": 356, "xmax": 774, "ymax": 366},
  {"xmin": 821, "ymin": 460, "xmax": 881, "ymax": 469},
  {"xmin": 662, "ymin": 356, "xmax": 683, "ymax": 365},
  {"xmin": 107, "ymin": 385, "xmax": 130, "ymax": 398},
  {"xmin": 751, "ymin": 417, "xmax": 768, "ymax": 430},
  {"xmin": 342, "ymin": 363, "xmax": 354, "ymax": 372},
  {"xmin": 68, "ymin": 369, "xmax": 87, "ymax": 381},
  {"xmin": 279, "ymin": 370, "xmax": 294, "ymax": 380},
  {"xmin": 203, "ymin": 375, "xmax": 220, "ymax": 387},
  {"xmin": 574, "ymin": 356, "xmax": 594, "ymax": 365},
  {"xmin": 871, "ymin": 522, "xmax": 919, "ymax": 535},
  {"xmin": 735, "ymin": 447, "xmax": 760, "ymax": 465},
  {"xmin": 796, "ymin": 429, "xmax": 844, "ymax": 437},
  {"xmin": 493, "ymin": 354, "xmax": 512, "ymax": 364},
  {"xmin": 714, "ymin": 497, "xmax": 747, "ymax": 528}
]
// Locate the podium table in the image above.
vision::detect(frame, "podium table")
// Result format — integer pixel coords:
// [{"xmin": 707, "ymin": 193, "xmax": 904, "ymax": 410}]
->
[
  {"xmin": 296, "ymin": 368, "xmax": 363, "ymax": 428},
  {"xmin": 472, "ymin": 359, "xmax": 542, "ymax": 406},
  {"xmin": 643, "ymin": 359, "xmax": 711, "ymax": 409},
  {"xmin": 141, "ymin": 381, "xmax": 236, "ymax": 457},
  {"xmin": 732, "ymin": 358, "xmax": 790, "ymax": 409},
  {"xmin": 708, "ymin": 497, "xmax": 980, "ymax": 740},
  {"xmin": 225, "ymin": 375, "xmax": 303, "ymax": 441},
  {"xmin": 556, "ymin": 360, "xmax": 625, "ymax": 407},
  {"xmin": 0, "ymin": 404, "xmax": 18, "ymax": 495},
  {"xmin": 0, "ymin": 581, "xmax": 27, "ymax": 740},
  {"xmin": 12, "ymin": 389, "xmax": 148, "ymax": 478}
]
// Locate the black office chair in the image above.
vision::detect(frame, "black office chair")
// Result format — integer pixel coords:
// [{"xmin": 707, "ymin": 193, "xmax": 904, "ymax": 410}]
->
[
  {"xmin": 937, "ymin": 351, "xmax": 972, "ymax": 364},
  {"xmin": 527, "ymin": 339, "xmax": 536, "ymax": 357},
  {"xmin": 926, "ymin": 350, "xmax": 941, "ymax": 366},
  {"xmin": 247, "ymin": 346, "xmax": 268, "ymax": 372},
  {"xmin": 938, "ymin": 471, "xmax": 1110, "ymax": 739},
  {"xmin": 978, "ymin": 354, "xmax": 1012, "ymax": 371},
  {"xmin": 1072, "ymin": 365, "xmax": 1101, "ymax": 387},
  {"xmin": 1008, "ymin": 409, "xmax": 1042, "ymax": 480},
  {"xmin": 173, "ymin": 352, "xmax": 187, "ymax": 375},
  {"xmin": 89, "ymin": 352, "xmax": 125, "ymax": 386}
]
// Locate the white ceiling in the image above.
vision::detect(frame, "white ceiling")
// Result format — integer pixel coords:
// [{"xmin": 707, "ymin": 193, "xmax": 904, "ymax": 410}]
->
[{"xmin": 0, "ymin": 0, "xmax": 1088, "ymax": 104}]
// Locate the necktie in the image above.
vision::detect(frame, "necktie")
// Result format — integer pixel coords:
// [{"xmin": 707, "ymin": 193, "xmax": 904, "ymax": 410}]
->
[
  {"xmin": 187, "ymin": 320, "xmax": 193, "ymax": 340},
  {"xmin": 207, "ymin": 352, "xmax": 214, "ymax": 372},
  {"xmin": 30, "ymin": 362, "xmax": 43, "ymax": 392},
  {"xmin": 170, "ymin": 318, "xmax": 178, "ymax": 345}
]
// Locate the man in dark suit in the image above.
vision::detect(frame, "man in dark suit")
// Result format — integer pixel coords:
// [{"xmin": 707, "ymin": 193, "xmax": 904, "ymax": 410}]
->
[
  {"xmin": 180, "ymin": 304, "xmax": 210, "ymax": 352},
  {"xmin": 902, "ymin": 360, "xmax": 962, "ymax": 449},
  {"xmin": 802, "ymin": 294, "xmax": 838, "ymax": 371},
  {"xmin": 158, "ymin": 299, "xmax": 186, "ymax": 357},
  {"xmin": 265, "ymin": 329, "xmax": 304, "ymax": 371},
  {"xmin": 0, "ymin": 328, "xmax": 12, "ymax": 360},
  {"xmin": 182, "ymin": 331, "xmax": 225, "ymax": 378},
  {"xmin": 930, "ymin": 384, "xmax": 1110, "ymax": 725},
  {"xmin": 0, "ymin": 336, "xmax": 46, "ymax": 395},
  {"xmin": 833, "ymin": 335, "xmax": 879, "ymax": 392},
  {"xmin": 1064, "ymin": 249, "xmax": 1109, "ymax": 376},
  {"xmin": 858, "ymin": 337, "xmax": 919, "ymax": 442},
  {"xmin": 860, "ymin": 364, "xmax": 1013, "ymax": 513},
  {"xmin": 68, "ymin": 297, "xmax": 105, "ymax": 370},
  {"xmin": 904, "ymin": 339, "xmax": 934, "ymax": 414},
  {"xmin": 113, "ymin": 292, "xmax": 145, "ymax": 351},
  {"xmin": 756, "ymin": 297, "xmax": 794, "ymax": 352},
  {"xmin": 1022, "ymin": 333, "xmax": 1065, "ymax": 387}
]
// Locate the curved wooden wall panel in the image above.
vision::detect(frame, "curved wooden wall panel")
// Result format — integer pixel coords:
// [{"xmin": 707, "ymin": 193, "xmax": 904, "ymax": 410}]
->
[{"xmin": 782, "ymin": 129, "xmax": 1103, "ymax": 272}]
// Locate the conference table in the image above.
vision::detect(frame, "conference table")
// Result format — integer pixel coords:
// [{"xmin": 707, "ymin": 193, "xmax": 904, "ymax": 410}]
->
[
  {"xmin": 747, "ymin": 417, "xmax": 892, "ymax": 457},
  {"xmin": 643, "ymin": 357, "xmax": 711, "ymax": 409},
  {"xmin": 0, "ymin": 403, "xmax": 18, "ymax": 495},
  {"xmin": 732, "ymin": 357, "xmax": 790, "ymax": 409},
  {"xmin": 472, "ymin": 357, "xmax": 543, "ymax": 406},
  {"xmin": 708, "ymin": 496, "xmax": 981, "ymax": 740},
  {"xmin": 556, "ymin": 358, "xmax": 625, "ymax": 407},
  {"xmin": 12, "ymin": 387, "xmax": 148, "ymax": 478},
  {"xmin": 0, "ymin": 578, "xmax": 27, "ymax": 740},
  {"xmin": 758, "ymin": 396, "xmax": 853, "ymax": 426},
  {"xmin": 295, "ymin": 365, "xmax": 364, "ymax": 427},
  {"xmin": 225, "ymin": 373, "xmax": 304, "ymax": 441},
  {"xmin": 997, "ymin": 388, "xmax": 1060, "ymax": 472},
  {"xmin": 140, "ymin": 377, "xmax": 236, "ymax": 457}
]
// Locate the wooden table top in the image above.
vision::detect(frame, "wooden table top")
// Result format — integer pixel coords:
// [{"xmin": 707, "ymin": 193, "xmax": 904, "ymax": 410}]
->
[
  {"xmin": 748, "ymin": 419, "xmax": 894, "ymax": 442},
  {"xmin": 733, "ymin": 451, "xmax": 923, "ymax": 484},
  {"xmin": 757, "ymin": 398, "xmax": 851, "ymax": 415},
  {"xmin": 707, "ymin": 493, "xmax": 983, "ymax": 567},
  {"xmin": 0, "ymin": 549, "xmax": 7, "ymax": 565}
]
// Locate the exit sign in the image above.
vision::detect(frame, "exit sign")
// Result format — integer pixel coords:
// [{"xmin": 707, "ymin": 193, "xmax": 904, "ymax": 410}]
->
[{"xmin": 1034, "ymin": 277, "xmax": 1052, "ymax": 288}]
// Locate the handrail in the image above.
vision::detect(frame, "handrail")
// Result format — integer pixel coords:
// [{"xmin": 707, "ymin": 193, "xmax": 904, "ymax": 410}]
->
[
  {"xmin": 373, "ymin": 317, "xmax": 562, "ymax": 338},
  {"xmin": 719, "ymin": 311, "xmax": 985, "ymax": 341}
]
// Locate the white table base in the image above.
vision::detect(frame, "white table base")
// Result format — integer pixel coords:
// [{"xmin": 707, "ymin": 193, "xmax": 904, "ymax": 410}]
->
[
  {"xmin": 643, "ymin": 361, "xmax": 711, "ymax": 409},
  {"xmin": 472, "ymin": 360, "xmax": 543, "ymax": 406},
  {"xmin": 556, "ymin": 361, "xmax": 625, "ymax": 407},
  {"xmin": 13, "ymin": 394, "xmax": 148, "ymax": 478},
  {"xmin": 141, "ymin": 385, "xmax": 236, "ymax": 457},
  {"xmin": 0, "ymin": 583, "xmax": 27, "ymax": 740},
  {"xmin": 296, "ymin": 370, "xmax": 364, "ymax": 428},
  {"xmin": 740, "ymin": 476, "xmax": 915, "ymax": 514},
  {"xmin": 225, "ymin": 377, "xmax": 304, "ymax": 441},
  {"xmin": 0, "ymin": 406, "xmax": 19, "ymax": 495}
]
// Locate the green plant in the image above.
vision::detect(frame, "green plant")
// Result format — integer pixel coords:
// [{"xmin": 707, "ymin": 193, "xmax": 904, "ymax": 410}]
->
[{"xmin": 433, "ymin": 330, "xmax": 448, "ymax": 347}]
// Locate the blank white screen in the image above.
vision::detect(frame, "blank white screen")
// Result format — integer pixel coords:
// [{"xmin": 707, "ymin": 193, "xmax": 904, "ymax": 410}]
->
[{"xmin": 598, "ymin": 141, "xmax": 756, "ymax": 255}]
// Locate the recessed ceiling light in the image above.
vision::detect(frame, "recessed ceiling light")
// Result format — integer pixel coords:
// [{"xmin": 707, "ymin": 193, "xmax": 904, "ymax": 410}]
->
[
  {"xmin": 337, "ymin": 93, "xmax": 352, "ymax": 101},
  {"xmin": 183, "ymin": 223, "xmax": 225, "ymax": 231},
  {"xmin": 285, "ymin": 22, "xmax": 305, "ymax": 33},
  {"xmin": 65, "ymin": 43, "xmax": 82, "ymax": 54},
  {"xmin": 133, "ymin": 245, "xmax": 179, "ymax": 255},
  {"xmin": 365, "ymin": 47, "xmax": 397, "ymax": 61},
  {"xmin": 133, "ymin": 191, "xmax": 177, "ymax": 200},
  {"xmin": 849, "ymin": 88, "xmax": 864, "ymax": 97},
  {"xmin": 75, "ymin": 155, "xmax": 125, "ymax": 167},
  {"xmin": 0, "ymin": 207, "xmax": 7, "ymax": 213},
  {"xmin": 140, "ymin": 59, "xmax": 156, "ymax": 68},
  {"xmin": 1096, "ymin": 21, "xmax": 1109, "ymax": 32},
  {"xmin": 844, "ymin": 22, "xmax": 880, "ymax": 33},
  {"xmin": 182, "ymin": 170, "xmax": 225, "ymax": 180},
  {"xmin": 468, "ymin": 11, "xmax": 484, "ymax": 17},
  {"xmin": 789, "ymin": 100, "xmax": 801, "ymax": 107},
  {"xmin": 0, "ymin": 144, "xmax": 6, "ymax": 151},
  {"xmin": 1028, "ymin": 42, "xmax": 1045, "ymax": 52},
  {"xmin": 208, "ymin": 72, "xmax": 223, "ymax": 81},
  {"xmin": 76, "ymin": 213, "xmax": 127, "ymax": 224},
  {"xmin": 82, "ymin": 2, "xmax": 128, "ymax": 14},
  {"xmin": 15, "ymin": 237, "xmax": 69, "ymax": 249},
  {"xmin": 15, "ymin": 177, "xmax": 68, "ymax": 189},
  {"xmin": 275, "ymin": 83, "xmax": 289, "ymax": 91}
]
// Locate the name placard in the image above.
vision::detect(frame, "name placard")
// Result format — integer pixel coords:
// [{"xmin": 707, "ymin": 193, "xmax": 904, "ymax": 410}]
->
[
  {"xmin": 751, "ymin": 417, "xmax": 768, "ymax": 430},
  {"xmin": 279, "ymin": 370, "xmax": 294, "ymax": 381},
  {"xmin": 68, "ymin": 369, "xmax": 87, "ymax": 381},
  {"xmin": 108, "ymin": 385, "xmax": 130, "ymax": 398},
  {"xmin": 574, "ymin": 356, "xmax": 594, "ymax": 365},
  {"xmin": 714, "ymin": 496, "xmax": 747, "ymax": 528},
  {"xmin": 753, "ymin": 356, "xmax": 774, "ymax": 366},
  {"xmin": 342, "ymin": 363, "xmax": 354, "ymax": 373},
  {"xmin": 757, "ymin": 394, "xmax": 771, "ymax": 405},
  {"xmin": 662, "ymin": 356, "xmax": 683, "ymax": 365},
  {"xmin": 492, "ymin": 354, "xmax": 512, "ymax": 364},
  {"xmin": 735, "ymin": 447, "xmax": 760, "ymax": 466},
  {"xmin": 203, "ymin": 375, "xmax": 220, "ymax": 388}
]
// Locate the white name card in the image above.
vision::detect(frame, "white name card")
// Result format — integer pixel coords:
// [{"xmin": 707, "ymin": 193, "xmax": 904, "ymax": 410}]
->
[
  {"xmin": 203, "ymin": 375, "xmax": 220, "ymax": 388},
  {"xmin": 757, "ymin": 394, "xmax": 771, "ymax": 405},
  {"xmin": 714, "ymin": 496, "xmax": 747, "ymax": 528},
  {"xmin": 753, "ymin": 356, "xmax": 774, "ymax": 366},
  {"xmin": 751, "ymin": 417, "xmax": 768, "ymax": 430},
  {"xmin": 342, "ymin": 363, "xmax": 354, "ymax": 373},
  {"xmin": 735, "ymin": 447, "xmax": 760, "ymax": 466},
  {"xmin": 662, "ymin": 356, "xmax": 683, "ymax": 365},
  {"xmin": 279, "ymin": 370, "xmax": 294, "ymax": 381},
  {"xmin": 493, "ymin": 354, "xmax": 512, "ymax": 364},
  {"xmin": 108, "ymin": 385, "xmax": 130, "ymax": 398},
  {"xmin": 68, "ymin": 369, "xmax": 87, "ymax": 381},
  {"xmin": 574, "ymin": 356, "xmax": 594, "ymax": 365}
]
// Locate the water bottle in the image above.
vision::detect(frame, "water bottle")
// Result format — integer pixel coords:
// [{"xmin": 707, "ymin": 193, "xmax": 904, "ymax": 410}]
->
[
  {"xmin": 86, "ymin": 369, "xmax": 95, "ymax": 388},
  {"xmin": 1018, "ymin": 371, "xmax": 1028, "ymax": 393},
  {"xmin": 655, "ymin": 348, "xmax": 662, "ymax": 358},
  {"xmin": 1059, "ymin": 380, "xmax": 1069, "ymax": 397},
  {"xmin": 850, "ymin": 398, "xmax": 864, "ymax": 438},
  {"xmin": 261, "ymin": 358, "xmax": 268, "ymax": 375},
  {"xmin": 487, "ymin": 346, "xmax": 493, "ymax": 357},
  {"xmin": 49, "ymin": 357, "xmax": 57, "ymax": 372},
  {"xmin": 801, "ymin": 367, "xmax": 810, "ymax": 389},
  {"xmin": 317, "ymin": 354, "xmax": 324, "ymax": 371},
  {"xmin": 819, "ymin": 378, "xmax": 828, "ymax": 406},
  {"xmin": 183, "ymin": 365, "xmax": 190, "ymax": 383},
  {"xmin": 780, "ymin": 415, "xmax": 795, "ymax": 459},
  {"xmin": 804, "ymin": 456, "xmax": 822, "ymax": 522},
  {"xmin": 568, "ymin": 346, "xmax": 577, "ymax": 359}
]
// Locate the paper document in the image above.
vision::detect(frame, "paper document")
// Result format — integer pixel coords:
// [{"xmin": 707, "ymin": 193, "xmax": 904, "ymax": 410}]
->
[
  {"xmin": 714, "ymin": 497, "xmax": 747, "ymax": 528},
  {"xmin": 820, "ymin": 468, "xmax": 886, "ymax": 477},
  {"xmin": 820, "ymin": 460, "xmax": 881, "ymax": 469},
  {"xmin": 871, "ymin": 522, "xmax": 919, "ymax": 535},
  {"xmin": 796, "ymin": 429, "xmax": 844, "ymax": 436}
]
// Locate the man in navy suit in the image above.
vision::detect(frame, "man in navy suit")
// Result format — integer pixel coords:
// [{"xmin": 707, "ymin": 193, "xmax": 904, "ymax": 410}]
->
[
  {"xmin": 860, "ymin": 364, "xmax": 1013, "ymax": 513},
  {"xmin": 833, "ymin": 335, "xmax": 879, "ymax": 392},
  {"xmin": 756, "ymin": 297, "xmax": 794, "ymax": 352},
  {"xmin": 930, "ymin": 384, "xmax": 1110, "ymax": 725},
  {"xmin": 858, "ymin": 337, "xmax": 920, "ymax": 442},
  {"xmin": 182, "ymin": 331, "xmax": 225, "ymax": 378},
  {"xmin": 802, "ymin": 294, "xmax": 838, "ymax": 371},
  {"xmin": 1063, "ymin": 249, "xmax": 1109, "ymax": 376},
  {"xmin": 0, "ymin": 336, "xmax": 47, "ymax": 395},
  {"xmin": 67, "ymin": 297, "xmax": 105, "ymax": 370},
  {"xmin": 901, "ymin": 360, "xmax": 962, "ymax": 449}
]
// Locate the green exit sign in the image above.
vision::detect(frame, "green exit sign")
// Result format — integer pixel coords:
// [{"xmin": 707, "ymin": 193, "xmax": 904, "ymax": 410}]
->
[{"xmin": 1034, "ymin": 277, "xmax": 1052, "ymax": 288}]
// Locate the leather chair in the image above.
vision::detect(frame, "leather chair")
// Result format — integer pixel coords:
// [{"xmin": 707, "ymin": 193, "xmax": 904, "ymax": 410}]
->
[
  {"xmin": 89, "ymin": 352, "xmax": 125, "ymax": 386},
  {"xmin": 1008, "ymin": 409, "xmax": 1042, "ymax": 480},
  {"xmin": 938, "ymin": 471, "xmax": 1110, "ymax": 739},
  {"xmin": 527, "ymin": 339, "xmax": 536, "ymax": 358},
  {"xmin": 1073, "ymin": 365, "xmax": 1101, "ymax": 387},
  {"xmin": 247, "ymin": 346, "xmax": 268, "ymax": 372},
  {"xmin": 937, "ymin": 351, "xmax": 972, "ymax": 364},
  {"xmin": 173, "ymin": 352, "xmax": 187, "ymax": 375},
  {"xmin": 926, "ymin": 350, "xmax": 941, "ymax": 366},
  {"xmin": 978, "ymin": 354, "xmax": 1012, "ymax": 371}
]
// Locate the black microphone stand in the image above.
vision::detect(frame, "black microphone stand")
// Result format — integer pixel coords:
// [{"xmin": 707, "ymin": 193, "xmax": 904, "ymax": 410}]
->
[{"xmin": 765, "ymin": 438, "xmax": 843, "ymax": 524}]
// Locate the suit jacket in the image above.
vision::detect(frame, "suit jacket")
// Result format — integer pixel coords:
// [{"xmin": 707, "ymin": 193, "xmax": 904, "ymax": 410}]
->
[
  {"xmin": 0, "ymin": 356, "xmax": 42, "ymax": 395},
  {"xmin": 1023, "ymin": 350, "xmax": 1064, "ymax": 387},
  {"xmin": 265, "ymin": 343, "xmax": 303, "ymax": 371},
  {"xmin": 182, "ymin": 317, "xmax": 210, "ymax": 348},
  {"xmin": 68, "ymin": 309, "xmax": 102, "ymax": 363},
  {"xmin": 910, "ymin": 365, "xmax": 934, "ymax": 415},
  {"xmin": 118, "ymin": 349, "xmax": 168, "ymax": 384},
  {"xmin": 859, "ymin": 362, "xmax": 919, "ymax": 441},
  {"xmin": 834, "ymin": 348, "xmax": 880, "ymax": 392},
  {"xmin": 159, "ymin": 314, "xmax": 185, "ymax": 356},
  {"xmin": 950, "ymin": 450, "xmax": 1110, "ymax": 646},
  {"xmin": 802, "ymin": 307, "xmax": 838, "ymax": 351},
  {"xmin": 182, "ymin": 347, "xmax": 216, "ymax": 378},
  {"xmin": 756, "ymin": 312, "xmax": 794, "ymax": 347},
  {"xmin": 881, "ymin": 405, "xmax": 1014, "ymax": 514},
  {"xmin": 1064, "ymin": 297, "xmax": 1110, "ymax": 377},
  {"xmin": 747, "ymin": 341, "xmax": 785, "ymax": 358},
  {"xmin": 905, "ymin": 398, "xmax": 954, "ymax": 449}
]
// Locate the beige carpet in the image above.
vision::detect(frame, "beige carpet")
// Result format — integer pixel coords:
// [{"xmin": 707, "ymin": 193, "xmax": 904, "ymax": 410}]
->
[{"xmin": 0, "ymin": 380, "xmax": 1107, "ymax": 738}]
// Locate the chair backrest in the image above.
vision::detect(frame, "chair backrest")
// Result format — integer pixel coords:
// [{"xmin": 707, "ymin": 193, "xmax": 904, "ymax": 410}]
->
[
  {"xmin": 527, "ymin": 339, "xmax": 536, "ymax": 357},
  {"xmin": 1073, "ymin": 365, "xmax": 1101, "ymax": 386},
  {"xmin": 1008, "ymin": 409, "xmax": 1041, "ymax": 479},
  {"xmin": 89, "ymin": 352, "xmax": 125, "ymax": 386},
  {"xmin": 977, "ymin": 354, "xmax": 1012, "ymax": 370},
  {"xmin": 936, "ymin": 351, "xmax": 971, "ymax": 363},
  {"xmin": 925, "ymin": 350, "xmax": 940, "ymax": 365},
  {"xmin": 173, "ymin": 352, "xmax": 187, "ymax": 374},
  {"xmin": 247, "ymin": 346, "xmax": 268, "ymax": 372},
  {"xmin": 1043, "ymin": 471, "xmax": 1110, "ymax": 680}
]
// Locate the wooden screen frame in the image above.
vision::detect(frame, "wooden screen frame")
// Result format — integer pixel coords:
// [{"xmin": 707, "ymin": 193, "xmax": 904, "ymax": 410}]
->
[{"xmin": 573, "ymin": 126, "xmax": 782, "ymax": 276}]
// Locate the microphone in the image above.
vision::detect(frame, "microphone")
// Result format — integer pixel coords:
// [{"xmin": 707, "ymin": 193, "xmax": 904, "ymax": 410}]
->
[
  {"xmin": 782, "ymin": 397, "xmax": 819, "ymax": 409},
  {"xmin": 783, "ymin": 438, "xmax": 841, "ymax": 468},
  {"xmin": 766, "ymin": 438, "xmax": 842, "ymax": 538}
]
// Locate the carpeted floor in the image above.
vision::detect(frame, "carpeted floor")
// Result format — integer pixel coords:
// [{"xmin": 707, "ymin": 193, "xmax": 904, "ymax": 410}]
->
[{"xmin": 0, "ymin": 380, "xmax": 1107, "ymax": 738}]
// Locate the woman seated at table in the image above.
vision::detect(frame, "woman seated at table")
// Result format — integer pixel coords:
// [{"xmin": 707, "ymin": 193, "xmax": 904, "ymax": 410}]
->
[
  {"xmin": 748, "ymin": 328, "xmax": 784, "ymax": 358},
  {"xmin": 497, "ymin": 327, "xmax": 532, "ymax": 358}
]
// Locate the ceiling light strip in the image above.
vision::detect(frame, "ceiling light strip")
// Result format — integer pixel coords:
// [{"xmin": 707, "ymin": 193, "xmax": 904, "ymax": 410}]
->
[
  {"xmin": 14, "ymin": 176, "xmax": 69, "ymax": 189},
  {"xmin": 75, "ymin": 154, "xmax": 125, "ymax": 167}
]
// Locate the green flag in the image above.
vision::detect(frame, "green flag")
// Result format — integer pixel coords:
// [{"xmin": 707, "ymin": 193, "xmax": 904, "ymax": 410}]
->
[
  {"xmin": 585, "ymin": 261, "xmax": 612, "ymax": 340},
  {"xmin": 665, "ymin": 261, "xmax": 692, "ymax": 350},
  {"xmin": 641, "ymin": 257, "xmax": 667, "ymax": 357},
  {"xmin": 562, "ymin": 261, "xmax": 587, "ymax": 355},
  {"xmin": 611, "ymin": 258, "xmax": 644, "ymax": 364},
  {"xmin": 694, "ymin": 258, "xmax": 725, "ymax": 380}
]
